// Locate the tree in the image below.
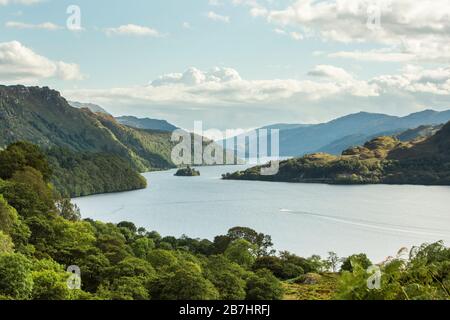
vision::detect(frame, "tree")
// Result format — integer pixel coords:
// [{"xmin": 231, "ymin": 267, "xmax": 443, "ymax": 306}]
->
[
  {"xmin": 110, "ymin": 257, "xmax": 155, "ymax": 279},
  {"xmin": 326, "ymin": 252, "xmax": 340, "ymax": 272},
  {"xmin": 0, "ymin": 253, "xmax": 33, "ymax": 299},
  {"xmin": 225, "ymin": 239, "xmax": 257, "ymax": 269},
  {"xmin": 155, "ymin": 262, "xmax": 219, "ymax": 300},
  {"xmin": 31, "ymin": 259, "xmax": 73, "ymax": 300},
  {"xmin": 98, "ymin": 276, "xmax": 150, "ymax": 300},
  {"xmin": 131, "ymin": 237, "xmax": 155, "ymax": 260},
  {"xmin": 0, "ymin": 231, "xmax": 14, "ymax": 254},
  {"xmin": 211, "ymin": 235, "xmax": 232, "ymax": 254},
  {"xmin": 253, "ymin": 256, "xmax": 305, "ymax": 280},
  {"xmin": 0, "ymin": 141, "xmax": 51, "ymax": 182},
  {"xmin": 146, "ymin": 249, "xmax": 178, "ymax": 270},
  {"xmin": 227, "ymin": 227, "xmax": 275, "ymax": 256},
  {"xmin": 245, "ymin": 269, "xmax": 284, "ymax": 300},
  {"xmin": 205, "ymin": 255, "xmax": 247, "ymax": 300},
  {"xmin": 92, "ymin": 222, "xmax": 130, "ymax": 264},
  {"xmin": 340, "ymin": 254, "xmax": 372, "ymax": 272},
  {"xmin": 56, "ymin": 199, "xmax": 81, "ymax": 221},
  {"xmin": 11, "ymin": 167, "xmax": 54, "ymax": 210},
  {"xmin": 0, "ymin": 195, "xmax": 31, "ymax": 250},
  {"xmin": 279, "ymin": 251, "xmax": 317, "ymax": 274}
]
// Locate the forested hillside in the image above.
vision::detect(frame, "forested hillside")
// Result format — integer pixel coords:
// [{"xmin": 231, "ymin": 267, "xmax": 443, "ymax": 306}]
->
[
  {"xmin": 0, "ymin": 85, "xmax": 177, "ymax": 196},
  {"xmin": 224, "ymin": 121, "xmax": 450, "ymax": 186}
]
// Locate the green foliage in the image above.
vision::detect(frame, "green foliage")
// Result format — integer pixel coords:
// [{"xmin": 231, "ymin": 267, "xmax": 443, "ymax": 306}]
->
[
  {"xmin": 253, "ymin": 256, "xmax": 305, "ymax": 280},
  {"xmin": 175, "ymin": 166, "xmax": 200, "ymax": 177},
  {"xmin": 225, "ymin": 239, "xmax": 257, "ymax": 269},
  {"xmin": 0, "ymin": 141, "xmax": 52, "ymax": 182},
  {"xmin": 284, "ymin": 273, "xmax": 339, "ymax": 300},
  {"xmin": 55, "ymin": 198, "xmax": 81, "ymax": 222},
  {"xmin": 245, "ymin": 269, "xmax": 284, "ymax": 300},
  {"xmin": 340, "ymin": 254, "xmax": 372, "ymax": 272},
  {"xmin": 98, "ymin": 276, "xmax": 150, "ymax": 300},
  {"xmin": 47, "ymin": 148, "xmax": 147, "ymax": 197},
  {"xmin": 227, "ymin": 226, "xmax": 275, "ymax": 257},
  {"xmin": 0, "ymin": 253, "xmax": 33, "ymax": 299},
  {"xmin": 152, "ymin": 262, "xmax": 219, "ymax": 300},
  {"xmin": 336, "ymin": 242, "xmax": 450, "ymax": 300},
  {"xmin": 146, "ymin": 249, "xmax": 178, "ymax": 270},
  {"xmin": 0, "ymin": 231, "xmax": 14, "ymax": 254},
  {"xmin": 31, "ymin": 259, "xmax": 73, "ymax": 300},
  {"xmin": 131, "ymin": 237, "xmax": 155, "ymax": 260},
  {"xmin": 204, "ymin": 255, "xmax": 248, "ymax": 300}
]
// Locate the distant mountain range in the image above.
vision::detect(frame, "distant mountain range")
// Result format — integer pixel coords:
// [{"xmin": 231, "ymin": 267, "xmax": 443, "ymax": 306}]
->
[
  {"xmin": 70, "ymin": 101, "xmax": 179, "ymax": 132},
  {"xmin": 224, "ymin": 120, "xmax": 450, "ymax": 186},
  {"xmin": 222, "ymin": 110, "xmax": 450, "ymax": 157},
  {"xmin": 115, "ymin": 116, "xmax": 178, "ymax": 132}
]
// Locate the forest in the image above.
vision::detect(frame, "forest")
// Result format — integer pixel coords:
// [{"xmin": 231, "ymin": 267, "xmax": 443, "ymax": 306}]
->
[{"xmin": 0, "ymin": 141, "xmax": 449, "ymax": 300}]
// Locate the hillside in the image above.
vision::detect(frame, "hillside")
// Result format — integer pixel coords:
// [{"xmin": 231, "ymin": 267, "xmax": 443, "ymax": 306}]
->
[
  {"xmin": 116, "ymin": 116, "xmax": 178, "ymax": 132},
  {"xmin": 223, "ymin": 122, "xmax": 450, "ymax": 186},
  {"xmin": 69, "ymin": 101, "xmax": 110, "ymax": 115},
  {"xmin": 395, "ymin": 124, "xmax": 443, "ymax": 142},
  {"xmin": 222, "ymin": 110, "xmax": 450, "ymax": 157},
  {"xmin": 0, "ymin": 85, "xmax": 177, "ymax": 196}
]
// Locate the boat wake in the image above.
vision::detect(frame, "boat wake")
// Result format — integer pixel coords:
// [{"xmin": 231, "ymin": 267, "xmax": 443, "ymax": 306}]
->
[{"xmin": 279, "ymin": 209, "xmax": 450, "ymax": 238}]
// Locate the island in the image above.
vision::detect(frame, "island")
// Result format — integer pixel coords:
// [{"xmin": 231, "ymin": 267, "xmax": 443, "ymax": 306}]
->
[{"xmin": 174, "ymin": 166, "xmax": 201, "ymax": 177}]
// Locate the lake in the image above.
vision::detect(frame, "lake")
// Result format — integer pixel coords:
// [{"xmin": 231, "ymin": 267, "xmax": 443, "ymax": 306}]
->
[{"xmin": 73, "ymin": 165, "xmax": 450, "ymax": 262}]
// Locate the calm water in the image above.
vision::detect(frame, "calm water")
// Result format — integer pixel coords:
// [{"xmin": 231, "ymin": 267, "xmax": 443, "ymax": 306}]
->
[{"xmin": 73, "ymin": 165, "xmax": 450, "ymax": 262}]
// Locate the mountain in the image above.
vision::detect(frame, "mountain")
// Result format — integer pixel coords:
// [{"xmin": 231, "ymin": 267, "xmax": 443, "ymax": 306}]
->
[
  {"xmin": 222, "ymin": 110, "xmax": 450, "ymax": 158},
  {"xmin": 0, "ymin": 85, "xmax": 174, "ymax": 170},
  {"xmin": 0, "ymin": 85, "xmax": 231, "ymax": 196},
  {"xmin": 69, "ymin": 101, "xmax": 110, "ymax": 115},
  {"xmin": 0, "ymin": 85, "xmax": 177, "ymax": 196},
  {"xmin": 223, "ymin": 121, "xmax": 450, "ymax": 186},
  {"xmin": 260, "ymin": 123, "xmax": 312, "ymax": 131},
  {"xmin": 116, "ymin": 116, "xmax": 178, "ymax": 132},
  {"xmin": 395, "ymin": 124, "xmax": 443, "ymax": 142}
]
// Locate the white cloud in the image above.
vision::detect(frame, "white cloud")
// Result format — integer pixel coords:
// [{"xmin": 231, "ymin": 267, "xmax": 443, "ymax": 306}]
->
[
  {"xmin": 64, "ymin": 65, "xmax": 450, "ymax": 128},
  {"xmin": 308, "ymin": 65, "xmax": 354, "ymax": 82},
  {"xmin": 151, "ymin": 67, "xmax": 242, "ymax": 86},
  {"xmin": 238, "ymin": 0, "xmax": 450, "ymax": 62},
  {"xmin": 105, "ymin": 24, "xmax": 162, "ymax": 37},
  {"xmin": 273, "ymin": 28, "xmax": 304, "ymax": 41},
  {"xmin": 67, "ymin": 66, "xmax": 381, "ymax": 108},
  {"xmin": 290, "ymin": 32, "xmax": 303, "ymax": 41},
  {"xmin": 0, "ymin": 41, "xmax": 84, "ymax": 82},
  {"xmin": 207, "ymin": 11, "xmax": 230, "ymax": 23},
  {"xmin": 373, "ymin": 65, "xmax": 450, "ymax": 95},
  {"xmin": 328, "ymin": 49, "xmax": 415, "ymax": 62},
  {"xmin": 0, "ymin": 0, "xmax": 42, "ymax": 5},
  {"xmin": 6, "ymin": 21, "xmax": 62, "ymax": 30},
  {"xmin": 208, "ymin": 0, "xmax": 223, "ymax": 6},
  {"xmin": 182, "ymin": 22, "xmax": 191, "ymax": 29}
]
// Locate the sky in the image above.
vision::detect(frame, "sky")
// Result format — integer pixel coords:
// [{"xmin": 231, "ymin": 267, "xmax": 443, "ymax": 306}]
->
[{"xmin": 0, "ymin": 0, "xmax": 450, "ymax": 130}]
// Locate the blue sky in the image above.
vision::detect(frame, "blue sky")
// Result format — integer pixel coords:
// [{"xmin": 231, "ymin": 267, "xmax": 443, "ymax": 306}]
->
[{"xmin": 1, "ymin": 0, "xmax": 449, "ymax": 130}]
